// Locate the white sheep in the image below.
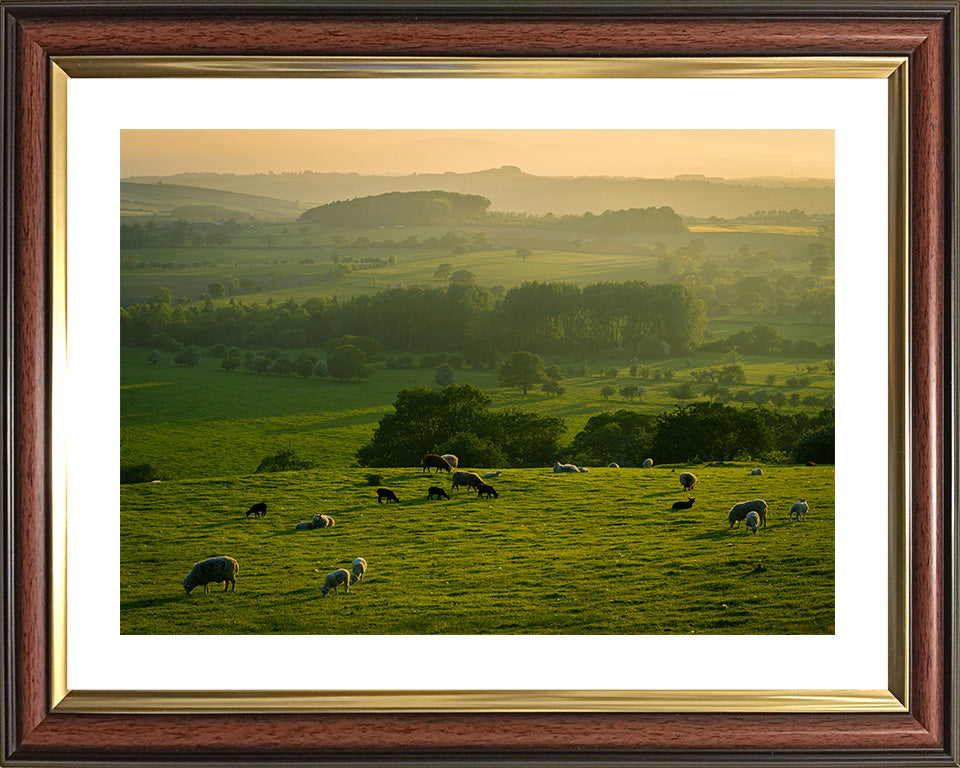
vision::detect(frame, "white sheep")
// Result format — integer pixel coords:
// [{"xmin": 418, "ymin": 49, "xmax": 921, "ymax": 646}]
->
[
  {"xmin": 295, "ymin": 514, "xmax": 323, "ymax": 530},
  {"xmin": 679, "ymin": 472, "xmax": 697, "ymax": 490},
  {"xmin": 642, "ymin": 458, "xmax": 654, "ymax": 468},
  {"xmin": 789, "ymin": 498, "xmax": 809, "ymax": 521},
  {"xmin": 608, "ymin": 462, "xmax": 620, "ymax": 469},
  {"xmin": 441, "ymin": 454, "xmax": 459, "ymax": 469},
  {"xmin": 182, "ymin": 555, "xmax": 239, "ymax": 595},
  {"xmin": 320, "ymin": 568, "xmax": 351, "ymax": 596},
  {"xmin": 452, "ymin": 470, "xmax": 483, "ymax": 489},
  {"xmin": 750, "ymin": 468, "xmax": 763, "ymax": 476},
  {"xmin": 728, "ymin": 499, "xmax": 768, "ymax": 529},
  {"xmin": 744, "ymin": 511, "xmax": 761, "ymax": 533},
  {"xmin": 552, "ymin": 460, "xmax": 579, "ymax": 473},
  {"xmin": 318, "ymin": 514, "xmax": 335, "ymax": 528},
  {"xmin": 351, "ymin": 557, "xmax": 367, "ymax": 584},
  {"xmin": 483, "ymin": 470, "xmax": 502, "ymax": 478}
]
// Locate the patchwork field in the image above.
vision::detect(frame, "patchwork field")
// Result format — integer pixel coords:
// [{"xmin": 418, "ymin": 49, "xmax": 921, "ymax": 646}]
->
[{"xmin": 120, "ymin": 464, "xmax": 834, "ymax": 635}]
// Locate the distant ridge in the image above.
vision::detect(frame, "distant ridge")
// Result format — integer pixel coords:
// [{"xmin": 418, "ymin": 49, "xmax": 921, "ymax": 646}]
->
[
  {"xmin": 122, "ymin": 168, "xmax": 834, "ymax": 219},
  {"xmin": 121, "ymin": 181, "xmax": 311, "ymax": 221}
]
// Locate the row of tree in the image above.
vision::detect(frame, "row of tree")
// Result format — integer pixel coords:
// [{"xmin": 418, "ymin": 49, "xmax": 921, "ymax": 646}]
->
[
  {"xmin": 121, "ymin": 280, "xmax": 709, "ymax": 358},
  {"xmin": 356, "ymin": 384, "xmax": 835, "ymax": 468}
]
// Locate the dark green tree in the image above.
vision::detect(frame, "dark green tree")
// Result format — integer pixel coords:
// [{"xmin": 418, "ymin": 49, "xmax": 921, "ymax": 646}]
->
[
  {"xmin": 497, "ymin": 351, "xmax": 546, "ymax": 395},
  {"xmin": 327, "ymin": 344, "xmax": 370, "ymax": 381}
]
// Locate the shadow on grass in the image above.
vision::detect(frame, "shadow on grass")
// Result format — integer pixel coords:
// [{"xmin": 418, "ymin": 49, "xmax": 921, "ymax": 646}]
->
[{"xmin": 122, "ymin": 595, "xmax": 185, "ymax": 611}]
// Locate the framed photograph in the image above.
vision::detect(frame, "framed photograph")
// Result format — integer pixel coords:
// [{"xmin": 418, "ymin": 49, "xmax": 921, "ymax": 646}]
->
[{"xmin": 2, "ymin": 2, "xmax": 957, "ymax": 766}]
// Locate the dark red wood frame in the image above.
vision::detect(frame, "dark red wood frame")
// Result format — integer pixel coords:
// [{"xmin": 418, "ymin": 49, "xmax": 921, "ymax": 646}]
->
[{"xmin": 1, "ymin": 2, "xmax": 957, "ymax": 765}]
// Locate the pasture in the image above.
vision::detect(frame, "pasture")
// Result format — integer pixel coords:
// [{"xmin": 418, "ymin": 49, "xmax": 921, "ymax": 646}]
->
[
  {"xmin": 121, "ymin": 346, "xmax": 835, "ymax": 480},
  {"xmin": 120, "ymin": 221, "xmax": 824, "ymax": 306},
  {"xmin": 120, "ymin": 464, "xmax": 834, "ymax": 635}
]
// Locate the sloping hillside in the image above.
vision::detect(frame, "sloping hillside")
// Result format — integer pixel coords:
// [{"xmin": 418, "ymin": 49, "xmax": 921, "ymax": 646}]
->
[{"xmin": 121, "ymin": 181, "xmax": 312, "ymax": 221}]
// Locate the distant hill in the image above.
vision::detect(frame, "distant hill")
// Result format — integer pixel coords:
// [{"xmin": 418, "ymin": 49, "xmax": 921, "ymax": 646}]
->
[
  {"xmin": 121, "ymin": 181, "xmax": 311, "ymax": 221},
  {"xmin": 122, "ymin": 167, "xmax": 834, "ymax": 219},
  {"xmin": 300, "ymin": 190, "xmax": 491, "ymax": 227}
]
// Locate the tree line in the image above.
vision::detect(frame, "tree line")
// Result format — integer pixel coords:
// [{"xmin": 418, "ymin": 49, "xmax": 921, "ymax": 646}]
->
[
  {"xmin": 120, "ymin": 280, "xmax": 709, "ymax": 359},
  {"xmin": 357, "ymin": 385, "xmax": 835, "ymax": 468}
]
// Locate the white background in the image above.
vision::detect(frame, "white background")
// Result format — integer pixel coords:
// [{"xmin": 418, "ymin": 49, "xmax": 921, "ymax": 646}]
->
[{"xmin": 65, "ymin": 76, "xmax": 889, "ymax": 691}]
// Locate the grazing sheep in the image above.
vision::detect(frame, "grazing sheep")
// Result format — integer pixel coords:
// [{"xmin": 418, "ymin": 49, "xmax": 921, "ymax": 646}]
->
[
  {"xmin": 427, "ymin": 486, "xmax": 450, "ymax": 500},
  {"xmin": 351, "ymin": 557, "xmax": 367, "ymax": 585},
  {"xmin": 441, "ymin": 454, "xmax": 459, "ymax": 469},
  {"xmin": 295, "ymin": 514, "xmax": 323, "ymax": 530},
  {"xmin": 452, "ymin": 470, "xmax": 483, "ymax": 490},
  {"xmin": 476, "ymin": 483, "xmax": 499, "ymax": 499},
  {"xmin": 744, "ymin": 511, "xmax": 761, "ymax": 533},
  {"xmin": 789, "ymin": 498, "xmax": 809, "ymax": 521},
  {"xmin": 245, "ymin": 502, "xmax": 267, "ymax": 518},
  {"xmin": 483, "ymin": 470, "xmax": 502, "ymax": 478},
  {"xmin": 642, "ymin": 458, "xmax": 654, "ymax": 468},
  {"xmin": 608, "ymin": 462, "xmax": 620, "ymax": 469},
  {"xmin": 728, "ymin": 499, "xmax": 768, "ymax": 529},
  {"xmin": 679, "ymin": 472, "xmax": 697, "ymax": 491},
  {"xmin": 672, "ymin": 498, "xmax": 695, "ymax": 510},
  {"xmin": 552, "ymin": 460, "xmax": 579, "ymax": 473},
  {"xmin": 182, "ymin": 556, "xmax": 239, "ymax": 595},
  {"xmin": 750, "ymin": 468, "xmax": 763, "ymax": 476},
  {"xmin": 320, "ymin": 568, "xmax": 351, "ymax": 596},
  {"xmin": 421, "ymin": 453, "xmax": 453, "ymax": 473},
  {"xmin": 377, "ymin": 488, "xmax": 400, "ymax": 504}
]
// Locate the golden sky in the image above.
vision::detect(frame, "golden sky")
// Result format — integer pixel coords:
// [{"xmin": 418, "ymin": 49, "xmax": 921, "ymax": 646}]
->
[{"xmin": 121, "ymin": 129, "xmax": 834, "ymax": 179}]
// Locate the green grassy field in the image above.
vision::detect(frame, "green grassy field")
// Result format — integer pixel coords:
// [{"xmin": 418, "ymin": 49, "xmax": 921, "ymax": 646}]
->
[
  {"xmin": 121, "ymin": 340, "xmax": 835, "ymax": 636},
  {"xmin": 121, "ymin": 347, "xmax": 834, "ymax": 480},
  {"xmin": 120, "ymin": 464, "xmax": 834, "ymax": 635},
  {"xmin": 121, "ymin": 222, "xmax": 824, "ymax": 306}
]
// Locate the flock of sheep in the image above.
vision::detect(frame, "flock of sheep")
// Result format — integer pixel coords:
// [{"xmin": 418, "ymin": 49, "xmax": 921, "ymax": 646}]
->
[
  {"xmin": 180, "ymin": 498, "xmax": 368, "ymax": 598},
  {"xmin": 180, "ymin": 452, "xmax": 813, "ymax": 596}
]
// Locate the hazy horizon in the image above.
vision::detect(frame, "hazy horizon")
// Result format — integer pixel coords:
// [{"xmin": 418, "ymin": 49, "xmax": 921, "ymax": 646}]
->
[{"xmin": 121, "ymin": 129, "xmax": 834, "ymax": 180}]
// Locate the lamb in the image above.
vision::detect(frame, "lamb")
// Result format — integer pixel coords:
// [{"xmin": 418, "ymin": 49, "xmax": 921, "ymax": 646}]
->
[
  {"xmin": 679, "ymin": 472, "xmax": 697, "ymax": 490},
  {"xmin": 245, "ymin": 502, "xmax": 267, "ymax": 518},
  {"xmin": 441, "ymin": 454, "xmax": 459, "ymax": 469},
  {"xmin": 608, "ymin": 462, "xmax": 620, "ymax": 469},
  {"xmin": 452, "ymin": 470, "xmax": 483, "ymax": 490},
  {"xmin": 728, "ymin": 499, "xmax": 768, "ymax": 529},
  {"xmin": 483, "ymin": 470, "xmax": 502, "ymax": 478},
  {"xmin": 642, "ymin": 458, "xmax": 654, "ymax": 468},
  {"xmin": 744, "ymin": 510, "xmax": 761, "ymax": 533},
  {"xmin": 377, "ymin": 488, "xmax": 400, "ymax": 503},
  {"xmin": 552, "ymin": 460, "xmax": 579, "ymax": 473},
  {"xmin": 789, "ymin": 498, "xmax": 809, "ymax": 521},
  {"xmin": 351, "ymin": 557, "xmax": 367, "ymax": 585},
  {"xmin": 295, "ymin": 514, "xmax": 323, "ymax": 530},
  {"xmin": 421, "ymin": 454, "xmax": 453, "ymax": 473},
  {"xmin": 476, "ymin": 483, "xmax": 499, "ymax": 499},
  {"xmin": 182, "ymin": 555, "xmax": 239, "ymax": 595},
  {"xmin": 750, "ymin": 468, "xmax": 763, "ymax": 476},
  {"xmin": 427, "ymin": 486, "xmax": 450, "ymax": 500},
  {"xmin": 320, "ymin": 568, "xmax": 351, "ymax": 596},
  {"xmin": 671, "ymin": 497, "xmax": 695, "ymax": 510}
]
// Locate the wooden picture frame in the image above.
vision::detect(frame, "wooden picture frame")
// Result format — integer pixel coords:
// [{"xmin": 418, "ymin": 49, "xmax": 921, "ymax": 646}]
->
[{"xmin": 2, "ymin": 2, "xmax": 957, "ymax": 765}]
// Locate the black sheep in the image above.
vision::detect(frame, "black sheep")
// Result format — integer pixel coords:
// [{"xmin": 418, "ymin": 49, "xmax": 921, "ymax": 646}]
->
[
  {"xmin": 245, "ymin": 502, "xmax": 267, "ymax": 518},
  {"xmin": 476, "ymin": 483, "xmax": 499, "ymax": 499},
  {"xmin": 427, "ymin": 486, "xmax": 450, "ymax": 500},
  {"xmin": 671, "ymin": 498, "xmax": 695, "ymax": 510},
  {"xmin": 421, "ymin": 454, "xmax": 453, "ymax": 473},
  {"xmin": 377, "ymin": 488, "xmax": 400, "ymax": 504}
]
